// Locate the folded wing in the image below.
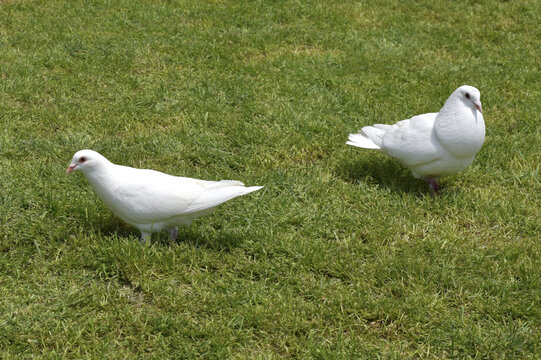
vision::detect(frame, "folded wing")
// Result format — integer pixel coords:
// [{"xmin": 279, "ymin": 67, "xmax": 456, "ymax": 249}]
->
[
  {"xmin": 112, "ymin": 169, "xmax": 262, "ymax": 224},
  {"xmin": 380, "ymin": 112, "xmax": 441, "ymax": 167}
]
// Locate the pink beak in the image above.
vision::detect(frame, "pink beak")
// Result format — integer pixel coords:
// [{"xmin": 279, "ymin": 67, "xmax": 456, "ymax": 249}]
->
[
  {"xmin": 474, "ymin": 101, "xmax": 483, "ymax": 114},
  {"xmin": 66, "ymin": 164, "xmax": 77, "ymax": 174}
]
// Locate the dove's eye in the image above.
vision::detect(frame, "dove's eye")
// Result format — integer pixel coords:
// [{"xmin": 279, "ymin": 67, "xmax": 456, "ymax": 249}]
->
[
  {"xmin": 465, "ymin": 93, "xmax": 470, "ymax": 99},
  {"xmin": 79, "ymin": 157, "xmax": 87, "ymax": 163}
]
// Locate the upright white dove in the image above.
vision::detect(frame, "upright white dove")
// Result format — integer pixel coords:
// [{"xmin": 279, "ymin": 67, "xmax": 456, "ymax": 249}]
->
[
  {"xmin": 346, "ymin": 85, "xmax": 485, "ymax": 192},
  {"xmin": 66, "ymin": 150, "xmax": 263, "ymax": 242}
]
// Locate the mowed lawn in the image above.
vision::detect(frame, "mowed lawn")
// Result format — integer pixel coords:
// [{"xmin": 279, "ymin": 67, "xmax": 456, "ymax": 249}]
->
[{"xmin": 0, "ymin": 0, "xmax": 539, "ymax": 358}]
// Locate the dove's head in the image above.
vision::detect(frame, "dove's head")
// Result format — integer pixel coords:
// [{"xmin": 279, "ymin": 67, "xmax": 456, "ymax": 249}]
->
[
  {"xmin": 66, "ymin": 149, "xmax": 109, "ymax": 175},
  {"xmin": 456, "ymin": 85, "xmax": 482, "ymax": 114}
]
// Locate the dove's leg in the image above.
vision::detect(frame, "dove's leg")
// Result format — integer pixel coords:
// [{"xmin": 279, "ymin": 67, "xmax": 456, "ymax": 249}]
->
[
  {"xmin": 168, "ymin": 227, "xmax": 178, "ymax": 241},
  {"xmin": 140, "ymin": 231, "xmax": 152, "ymax": 244},
  {"xmin": 424, "ymin": 177, "xmax": 440, "ymax": 194}
]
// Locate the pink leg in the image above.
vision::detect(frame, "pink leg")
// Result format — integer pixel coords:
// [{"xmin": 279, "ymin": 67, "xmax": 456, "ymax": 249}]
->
[
  {"xmin": 424, "ymin": 177, "xmax": 440, "ymax": 195},
  {"xmin": 140, "ymin": 231, "xmax": 152, "ymax": 244}
]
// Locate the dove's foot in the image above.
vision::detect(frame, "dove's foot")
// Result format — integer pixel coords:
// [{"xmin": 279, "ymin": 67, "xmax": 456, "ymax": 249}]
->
[
  {"xmin": 168, "ymin": 227, "xmax": 178, "ymax": 241},
  {"xmin": 424, "ymin": 177, "xmax": 440, "ymax": 195},
  {"xmin": 140, "ymin": 231, "xmax": 152, "ymax": 244}
]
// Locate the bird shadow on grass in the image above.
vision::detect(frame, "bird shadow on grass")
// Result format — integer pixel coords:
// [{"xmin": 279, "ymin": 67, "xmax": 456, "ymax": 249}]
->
[
  {"xmin": 85, "ymin": 214, "xmax": 243, "ymax": 252},
  {"xmin": 86, "ymin": 215, "xmax": 136, "ymax": 240},
  {"xmin": 172, "ymin": 227, "xmax": 244, "ymax": 252},
  {"xmin": 336, "ymin": 155, "xmax": 430, "ymax": 195}
]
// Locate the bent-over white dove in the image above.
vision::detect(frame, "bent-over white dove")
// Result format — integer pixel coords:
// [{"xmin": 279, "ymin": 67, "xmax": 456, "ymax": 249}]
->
[{"xmin": 67, "ymin": 150, "xmax": 263, "ymax": 242}]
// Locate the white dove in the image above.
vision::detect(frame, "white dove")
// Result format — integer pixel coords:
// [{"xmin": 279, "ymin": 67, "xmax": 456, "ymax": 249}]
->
[
  {"xmin": 347, "ymin": 85, "xmax": 485, "ymax": 193},
  {"xmin": 66, "ymin": 150, "xmax": 263, "ymax": 242}
]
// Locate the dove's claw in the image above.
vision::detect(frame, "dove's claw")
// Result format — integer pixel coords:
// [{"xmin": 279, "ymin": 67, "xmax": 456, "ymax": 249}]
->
[{"xmin": 169, "ymin": 227, "xmax": 178, "ymax": 241}]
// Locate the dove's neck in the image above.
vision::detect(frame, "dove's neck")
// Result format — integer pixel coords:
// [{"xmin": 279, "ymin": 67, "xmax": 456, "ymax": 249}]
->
[
  {"xmin": 434, "ymin": 96, "xmax": 485, "ymax": 158},
  {"xmin": 83, "ymin": 161, "xmax": 121, "ymax": 209}
]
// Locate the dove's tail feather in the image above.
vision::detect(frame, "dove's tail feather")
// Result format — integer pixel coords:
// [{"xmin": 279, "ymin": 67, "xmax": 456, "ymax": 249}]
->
[
  {"xmin": 242, "ymin": 186, "xmax": 264, "ymax": 195},
  {"xmin": 207, "ymin": 181, "xmax": 263, "ymax": 193},
  {"xmin": 184, "ymin": 185, "xmax": 263, "ymax": 214},
  {"xmin": 346, "ymin": 127, "xmax": 384, "ymax": 150},
  {"xmin": 218, "ymin": 180, "xmax": 245, "ymax": 186},
  {"xmin": 346, "ymin": 133, "xmax": 379, "ymax": 149}
]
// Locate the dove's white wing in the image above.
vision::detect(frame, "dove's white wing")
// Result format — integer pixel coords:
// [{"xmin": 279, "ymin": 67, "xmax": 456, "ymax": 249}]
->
[
  {"xmin": 110, "ymin": 168, "xmax": 259, "ymax": 224},
  {"xmin": 111, "ymin": 173, "xmax": 203, "ymax": 224},
  {"xmin": 181, "ymin": 180, "xmax": 263, "ymax": 214},
  {"xmin": 381, "ymin": 112, "xmax": 441, "ymax": 167}
]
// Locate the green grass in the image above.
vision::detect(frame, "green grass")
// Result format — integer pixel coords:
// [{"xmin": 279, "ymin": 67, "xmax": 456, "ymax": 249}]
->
[{"xmin": 0, "ymin": 0, "xmax": 540, "ymax": 358}]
